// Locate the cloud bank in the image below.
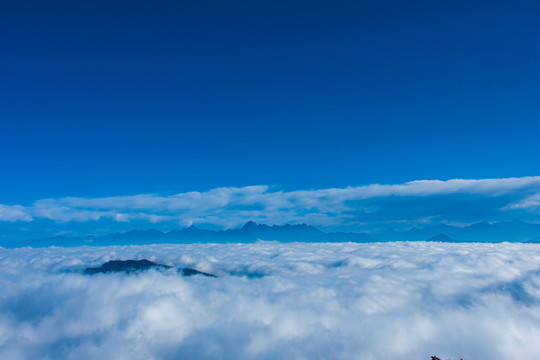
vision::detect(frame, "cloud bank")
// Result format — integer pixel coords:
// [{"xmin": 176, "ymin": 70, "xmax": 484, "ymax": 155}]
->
[
  {"xmin": 2, "ymin": 176, "xmax": 540, "ymax": 239},
  {"xmin": 0, "ymin": 205, "xmax": 32, "ymax": 223},
  {"xmin": 1, "ymin": 242, "xmax": 540, "ymax": 359}
]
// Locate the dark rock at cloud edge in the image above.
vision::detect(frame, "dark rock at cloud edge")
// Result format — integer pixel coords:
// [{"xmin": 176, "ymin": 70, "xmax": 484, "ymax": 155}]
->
[{"xmin": 84, "ymin": 259, "xmax": 216, "ymax": 277}]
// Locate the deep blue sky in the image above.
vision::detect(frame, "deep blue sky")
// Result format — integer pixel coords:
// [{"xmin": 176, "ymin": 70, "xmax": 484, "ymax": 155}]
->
[{"xmin": 1, "ymin": 0, "xmax": 540, "ymax": 206}]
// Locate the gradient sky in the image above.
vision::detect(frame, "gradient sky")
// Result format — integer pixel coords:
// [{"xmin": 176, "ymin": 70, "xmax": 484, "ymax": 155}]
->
[{"xmin": 1, "ymin": 1, "xmax": 540, "ymax": 239}]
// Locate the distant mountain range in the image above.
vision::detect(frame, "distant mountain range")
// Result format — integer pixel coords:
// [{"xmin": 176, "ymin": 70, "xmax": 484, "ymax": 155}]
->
[
  {"xmin": 2, "ymin": 220, "xmax": 540, "ymax": 248},
  {"xmin": 0, "ymin": 221, "xmax": 374, "ymax": 248},
  {"xmin": 371, "ymin": 219, "xmax": 540, "ymax": 243}
]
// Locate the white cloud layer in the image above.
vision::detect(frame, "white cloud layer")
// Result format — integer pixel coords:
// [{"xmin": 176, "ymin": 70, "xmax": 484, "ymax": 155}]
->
[
  {"xmin": 2, "ymin": 176, "xmax": 540, "ymax": 231},
  {"xmin": 503, "ymin": 193, "xmax": 540, "ymax": 210},
  {"xmin": 1, "ymin": 242, "xmax": 540, "ymax": 359},
  {"xmin": 0, "ymin": 205, "xmax": 32, "ymax": 222}
]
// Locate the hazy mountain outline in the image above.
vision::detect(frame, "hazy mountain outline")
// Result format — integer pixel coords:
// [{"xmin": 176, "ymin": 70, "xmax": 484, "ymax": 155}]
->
[{"xmin": 2, "ymin": 220, "xmax": 540, "ymax": 248}]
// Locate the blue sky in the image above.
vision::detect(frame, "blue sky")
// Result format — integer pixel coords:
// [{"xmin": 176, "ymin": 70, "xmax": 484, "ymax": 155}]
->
[{"xmin": 1, "ymin": 1, "xmax": 540, "ymax": 240}]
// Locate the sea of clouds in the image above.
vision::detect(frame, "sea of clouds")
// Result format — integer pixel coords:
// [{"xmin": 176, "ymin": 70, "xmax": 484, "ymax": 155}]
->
[{"xmin": 1, "ymin": 241, "xmax": 540, "ymax": 359}]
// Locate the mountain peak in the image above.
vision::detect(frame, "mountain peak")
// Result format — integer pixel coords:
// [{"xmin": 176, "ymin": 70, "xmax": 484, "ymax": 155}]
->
[
  {"xmin": 428, "ymin": 233, "xmax": 457, "ymax": 242},
  {"xmin": 241, "ymin": 221, "xmax": 258, "ymax": 230}
]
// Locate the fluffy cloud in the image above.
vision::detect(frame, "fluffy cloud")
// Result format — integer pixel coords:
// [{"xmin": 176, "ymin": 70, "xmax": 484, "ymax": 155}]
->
[
  {"xmin": 0, "ymin": 205, "xmax": 32, "ymax": 222},
  {"xmin": 503, "ymin": 193, "xmax": 540, "ymax": 211},
  {"xmin": 2, "ymin": 176, "xmax": 540, "ymax": 233},
  {"xmin": 1, "ymin": 242, "xmax": 540, "ymax": 359}
]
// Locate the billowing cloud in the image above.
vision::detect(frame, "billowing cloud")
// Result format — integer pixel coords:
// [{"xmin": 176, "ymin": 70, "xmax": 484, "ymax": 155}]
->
[
  {"xmin": 2, "ymin": 177, "xmax": 540, "ymax": 235},
  {"xmin": 0, "ymin": 204, "xmax": 32, "ymax": 222},
  {"xmin": 1, "ymin": 242, "xmax": 540, "ymax": 359},
  {"xmin": 503, "ymin": 193, "xmax": 540, "ymax": 211}
]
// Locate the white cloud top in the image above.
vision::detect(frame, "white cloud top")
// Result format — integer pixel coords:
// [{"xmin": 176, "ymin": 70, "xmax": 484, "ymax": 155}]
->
[{"xmin": 1, "ymin": 242, "xmax": 540, "ymax": 359}]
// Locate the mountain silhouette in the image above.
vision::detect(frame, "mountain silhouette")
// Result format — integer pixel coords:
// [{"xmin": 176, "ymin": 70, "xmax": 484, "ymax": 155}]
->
[
  {"xmin": 371, "ymin": 220, "xmax": 540, "ymax": 243},
  {"xmin": 428, "ymin": 233, "xmax": 459, "ymax": 242},
  {"xmin": 84, "ymin": 259, "xmax": 216, "ymax": 277},
  {"xmin": 4, "ymin": 220, "xmax": 540, "ymax": 248},
  {"xmin": 84, "ymin": 259, "xmax": 171, "ymax": 274},
  {"xmin": 2, "ymin": 222, "xmax": 375, "ymax": 248}
]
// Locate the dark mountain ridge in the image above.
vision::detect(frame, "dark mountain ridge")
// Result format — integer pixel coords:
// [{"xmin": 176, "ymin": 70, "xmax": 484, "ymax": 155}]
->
[
  {"xmin": 1, "ymin": 222, "xmax": 375, "ymax": 248},
  {"xmin": 3, "ymin": 220, "xmax": 540, "ymax": 248},
  {"xmin": 84, "ymin": 259, "xmax": 216, "ymax": 277},
  {"xmin": 373, "ymin": 220, "xmax": 540, "ymax": 243}
]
